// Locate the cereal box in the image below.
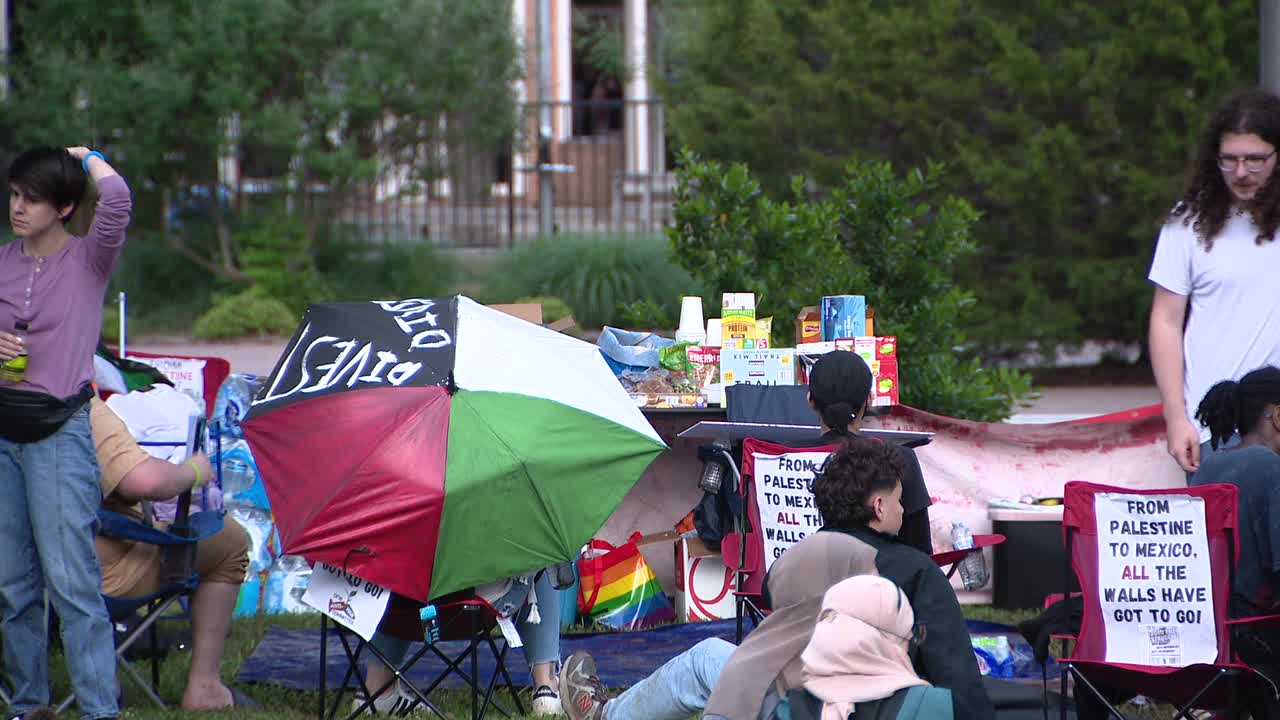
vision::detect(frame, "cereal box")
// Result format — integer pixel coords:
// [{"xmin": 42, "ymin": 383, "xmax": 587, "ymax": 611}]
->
[{"xmin": 721, "ymin": 293, "xmax": 758, "ymax": 349}]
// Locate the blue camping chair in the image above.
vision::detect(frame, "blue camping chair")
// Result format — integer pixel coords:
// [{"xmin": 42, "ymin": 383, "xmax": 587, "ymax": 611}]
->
[{"xmin": 54, "ymin": 503, "xmax": 225, "ymax": 713}]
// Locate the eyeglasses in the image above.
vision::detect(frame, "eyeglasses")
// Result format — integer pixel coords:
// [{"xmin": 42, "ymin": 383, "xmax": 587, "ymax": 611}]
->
[{"xmin": 1218, "ymin": 150, "xmax": 1276, "ymax": 173}]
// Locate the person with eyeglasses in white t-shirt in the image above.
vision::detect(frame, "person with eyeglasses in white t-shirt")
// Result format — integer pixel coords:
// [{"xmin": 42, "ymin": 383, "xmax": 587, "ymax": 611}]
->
[{"xmin": 1149, "ymin": 88, "xmax": 1280, "ymax": 479}]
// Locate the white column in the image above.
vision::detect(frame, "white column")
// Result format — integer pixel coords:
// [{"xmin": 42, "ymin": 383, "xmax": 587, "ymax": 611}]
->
[
  {"xmin": 537, "ymin": 0, "xmax": 554, "ymax": 236},
  {"xmin": 555, "ymin": 0, "xmax": 572, "ymax": 140},
  {"xmin": 508, "ymin": 0, "xmax": 529, "ymax": 196},
  {"xmin": 219, "ymin": 113, "xmax": 241, "ymax": 206},
  {"xmin": 1265, "ymin": 0, "xmax": 1280, "ymax": 94},
  {"xmin": 624, "ymin": 0, "xmax": 650, "ymax": 176},
  {"xmin": 0, "ymin": 0, "xmax": 9, "ymax": 100}
]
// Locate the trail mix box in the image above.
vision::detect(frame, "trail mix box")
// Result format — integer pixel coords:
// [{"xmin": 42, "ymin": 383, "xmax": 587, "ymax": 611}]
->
[{"xmin": 721, "ymin": 349, "xmax": 797, "ymax": 389}]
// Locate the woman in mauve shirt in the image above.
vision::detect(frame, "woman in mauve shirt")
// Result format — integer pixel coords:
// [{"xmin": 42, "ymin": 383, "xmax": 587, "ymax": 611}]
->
[{"xmin": 0, "ymin": 146, "xmax": 131, "ymax": 720}]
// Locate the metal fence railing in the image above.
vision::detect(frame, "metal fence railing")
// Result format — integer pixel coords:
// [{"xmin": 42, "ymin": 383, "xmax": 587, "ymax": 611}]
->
[{"xmin": 342, "ymin": 99, "xmax": 674, "ymax": 247}]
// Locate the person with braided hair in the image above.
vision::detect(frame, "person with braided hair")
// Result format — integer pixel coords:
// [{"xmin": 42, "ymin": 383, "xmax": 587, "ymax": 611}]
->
[
  {"xmin": 1190, "ymin": 366, "xmax": 1280, "ymax": 717},
  {"xmin": 1149, "ymin": 89, "xmax": 1280, "ymax": 476},
  {"xmin": 1191, "ymin": 366, "xmax": 1280, "ymax": 617}
]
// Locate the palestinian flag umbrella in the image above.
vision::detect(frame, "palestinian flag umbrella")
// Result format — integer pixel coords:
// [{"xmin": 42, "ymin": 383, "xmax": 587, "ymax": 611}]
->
[{"xmin": 242, "ymin": 296, "xmax": 665, "ymax": 602}]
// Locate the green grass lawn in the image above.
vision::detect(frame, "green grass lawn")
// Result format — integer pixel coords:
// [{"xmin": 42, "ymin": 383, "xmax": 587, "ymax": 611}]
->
[{"xmin": 34, "ymin": 606, "xmax": 1179, "ymax": 719}]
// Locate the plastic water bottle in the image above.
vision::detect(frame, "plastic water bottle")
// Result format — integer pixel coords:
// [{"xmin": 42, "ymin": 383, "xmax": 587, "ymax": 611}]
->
[
  {"xmin": 213, "ymin": 373, "xmax": 264, "ymax": 439},
  {"xmin": 420, "ymin": 606, "xmax": 440, "ymax": 644},
  {"xmin": 228, "ymin": 506, "xmax": 277, "ymax": 573},
  {"xmin": 698, "ymin": 440, "xmax": 731, "ymax": 494},
  {"xmin": 0, "ymin": 321, "xmax": 29, "ymax": 382},
  {"xmin": 264, "ymin": 555, "xmax": 312, "ymax": 614},
  {"xmin": 951, "ymin": 522, "xmax": 990, "ymax": 591},
  {"xmin": 993, "ymin": 636, "xmax": 1011, "ymax": 663},
  {"xmin": 219, "ymin": 439, "xmax": 258, "ymax": 495}
]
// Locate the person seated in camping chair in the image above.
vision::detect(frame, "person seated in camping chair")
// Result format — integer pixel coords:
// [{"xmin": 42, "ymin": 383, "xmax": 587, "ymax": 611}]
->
[
  {"xmin": 559, "ymin": 438, "xmax": 992, "ymax": 720},
  {"xmin": 804, "ymin": 350, "xmax": 933, "ymax": 554},
  {"xmin": 357, "ymin": 569, "xmax": 566, "ymax": 716},
  {"xmin": 90, "ymin": 397, "xmax": 254, "ymax": 711}
]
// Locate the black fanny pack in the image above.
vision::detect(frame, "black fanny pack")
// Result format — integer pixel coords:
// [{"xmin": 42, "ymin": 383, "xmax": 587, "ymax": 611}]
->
[{"xmin": 0, "ymin": 384, "xmax": 94, "ymax": 443}]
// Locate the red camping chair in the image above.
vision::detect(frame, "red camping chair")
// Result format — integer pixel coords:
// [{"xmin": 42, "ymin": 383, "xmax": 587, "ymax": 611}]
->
[
  {"xmin": 320, "ymin": 590, "xmax": 526, "ymax": 720},
  {"xmin": 116, "ymin": 350, "xmax": 231, "ymax": 418},
  {"xmin": 1056, "ymin": 481, "xmax": 1280, "ymax": 719},
  {"xmin": 725, "ymin": 439, "xmax": 844, "ymax": 643}
]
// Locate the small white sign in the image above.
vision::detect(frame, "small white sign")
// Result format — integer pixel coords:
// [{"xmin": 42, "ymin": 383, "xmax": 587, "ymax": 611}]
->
[
  {"xmin": 302, "ymin": 562, "xmax": 391, "ymax": 641},
  {"xmin": 751, "ymin": 450, "xmax": 831, "ymax": 571},
  {"xmin": 495, "ymin": 615, "xmax": 524, "ymax": 648},
  {"xmin": 133, "ymin": 356, "xmax": 207, "ymax": 407},
  {"xmin": 1095, "ymin": 493, "xmax": 1217, "ymax": 666}
]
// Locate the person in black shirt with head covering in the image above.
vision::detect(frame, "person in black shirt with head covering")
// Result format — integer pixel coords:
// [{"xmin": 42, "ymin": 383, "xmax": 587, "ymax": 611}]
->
[{"xmin": 805, "ymin": 350, "xmax": 934, "ymax": 554}]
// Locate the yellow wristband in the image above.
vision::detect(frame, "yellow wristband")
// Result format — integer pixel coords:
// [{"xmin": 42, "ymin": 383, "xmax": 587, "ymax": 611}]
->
[{"xmin": 185, "ymin": 459, "xmax": 204, "ymax": 488}]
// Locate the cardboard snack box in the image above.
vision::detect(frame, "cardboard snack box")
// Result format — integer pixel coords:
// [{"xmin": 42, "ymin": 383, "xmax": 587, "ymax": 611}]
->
[
  {"xmin": 721, "ymin": 292, "xmax": 758, "ymax": 349},
  {"xmin": 721, "ymin": 349, "xmax": 797, "ymax": 389}
]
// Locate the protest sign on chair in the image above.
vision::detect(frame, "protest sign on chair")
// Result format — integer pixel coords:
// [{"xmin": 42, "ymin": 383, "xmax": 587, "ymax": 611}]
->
[{"xmin": 1057, "ymin": 481, "xmax": 1278, "ymax": 717}]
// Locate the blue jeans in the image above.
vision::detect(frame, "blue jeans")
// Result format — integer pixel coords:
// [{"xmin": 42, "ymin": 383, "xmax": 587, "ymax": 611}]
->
[
  {"xmin": 605, "ymin": 638, "xmax": 735, "ymax": 720},
  {"xmin": 371, "ymin": 570, "xmax": 562, "ymax": 679},
  {"xmin": 0, "ymin": 407, "xmax": 119, "ymax": 719}
]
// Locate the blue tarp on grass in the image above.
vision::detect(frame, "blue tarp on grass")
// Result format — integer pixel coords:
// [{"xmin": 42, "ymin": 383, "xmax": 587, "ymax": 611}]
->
[
  {"xmin": 237, "ymin": 618, "xmax": 1055, "ymax": 691},
  {"xmin": 237, "ymin": 619, "xmax": 741, "ymax": 690}
]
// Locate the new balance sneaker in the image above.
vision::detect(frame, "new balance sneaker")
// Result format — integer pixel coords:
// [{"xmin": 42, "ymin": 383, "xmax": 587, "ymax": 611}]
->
[
  {"xmin": 531, "ymin": 684, "xmax": 564, "ymax": 716},
  {"xmin": 559, "ymin": 651, "xmax": 608, "ymax": 720},
  {"xmin": 350, "ymin": 680, "xmax": 428, "ymax": 716}
]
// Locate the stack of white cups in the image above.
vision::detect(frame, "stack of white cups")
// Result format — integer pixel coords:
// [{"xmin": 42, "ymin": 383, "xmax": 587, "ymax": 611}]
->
[
  {"xmin": 674, "ymin": 296, "xmax": 706, "ymax": 346},
  {"xmin": 705, "ymin": 318, "xmax": 723, "ymax": 347},
  {"xmin": 704, "ymin": 317, "xmax": 723, "ymax": 405}
]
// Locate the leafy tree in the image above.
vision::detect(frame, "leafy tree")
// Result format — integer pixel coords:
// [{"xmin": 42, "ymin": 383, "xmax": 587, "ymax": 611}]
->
[
  {"xmin": 661, "ymin": 0, "xmax": 1257, "ymax": 352},
  {"xmin": 2, "ymin": 0, "xmax": 519, "ymax": 287},
  {"xmin": 668, "ymin": 150, "xmax": 1034, "ymax": 421}
]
